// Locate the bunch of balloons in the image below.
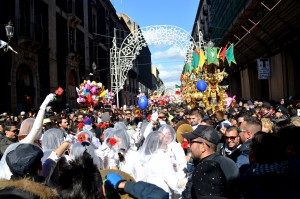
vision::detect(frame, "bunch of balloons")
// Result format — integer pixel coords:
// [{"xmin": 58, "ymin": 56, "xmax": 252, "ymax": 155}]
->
[
  {"xmin": 148, "ymin": 91, "xmax": 176, "ymax": 106},
  {"xmin": 76, "ymin": 80, "xmax": 114, "ymax": 107}
]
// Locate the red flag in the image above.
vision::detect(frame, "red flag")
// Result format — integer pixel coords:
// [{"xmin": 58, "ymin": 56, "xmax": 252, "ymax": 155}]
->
[
  {"xmin": 55, "ymin": 87, "xmax": 64, "ymax": 95},
  {"xmin": 219, "ymin": 44, "xmax": 229, "ymax": 62}
]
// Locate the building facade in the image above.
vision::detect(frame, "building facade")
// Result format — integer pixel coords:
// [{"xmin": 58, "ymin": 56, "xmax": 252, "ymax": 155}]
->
[
  {"xmin": 0, "ymin": 0, "xmax": 152, "ymax": 113},
  {"xmin": 191, "ymin": 0, "xmax": 300, "ymax": 102}
]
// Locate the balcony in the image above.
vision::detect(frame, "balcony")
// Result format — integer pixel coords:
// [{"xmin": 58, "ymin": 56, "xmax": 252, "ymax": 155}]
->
[{"xmin": 17, "ymin": 19, "xmax": 42, "ymax": 52}]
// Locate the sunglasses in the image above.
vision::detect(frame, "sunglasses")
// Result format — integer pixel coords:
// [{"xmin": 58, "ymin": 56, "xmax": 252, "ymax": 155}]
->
[
  {"xmin": 225, "ymin": 136, "xmax": 238, "ymax": 141},
  {"xmin": 12, "ymin": 129, "xmax": 19, "ymax": 134},
  {"xmin": 158, "ymin": 116, "xmax": 165, "ymax": 119},
  {"xmin": 189, "ymin": 140, "xmax": 210, "ymax": 148}
]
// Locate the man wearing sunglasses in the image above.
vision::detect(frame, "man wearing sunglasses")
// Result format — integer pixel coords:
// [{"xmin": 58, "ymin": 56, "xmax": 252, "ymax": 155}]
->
[
  {"xmin": 236, "ymin": 115, "xmax": 262, "ymax": 169},
  {"xmin": 0, "ymin": 122, "xmax": 19, "ymax": 156},
  {"xmin": 182, "ymin": 125, "xmax": 239, "ymax": 198},
  {"xmin": 220, "ymin": 126, "xmax": 241, "ymax": 162}
]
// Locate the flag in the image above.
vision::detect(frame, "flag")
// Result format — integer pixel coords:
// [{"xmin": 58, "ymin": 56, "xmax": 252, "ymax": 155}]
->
[
  {"xmin": 55, "ymin": 87, "xmax": 64, "ymax": 95},
  {"xmin": 219, "ymin": 44, "xmax": 229, "ymax": 62},
  {"xmin": 175, "ymin": 84, "xmax": 181, "ymax": 95},
  {"xmin": 226, "ymin": 44, "xmax": 237, "ymax": 66},
  {"xmin": 184, "ymin": 63, "xmax": 190, "ymax": 74},
  {"xmin": 191, "ymin": 49, "xmax": 199, "ymax": 70},
  {"xmin": 199, "ymin": 49, "xmax": 206, "ymax": 70},
  {"xmin": 207, "ymin": 47, "xmax": 219, "ymax": 65}
]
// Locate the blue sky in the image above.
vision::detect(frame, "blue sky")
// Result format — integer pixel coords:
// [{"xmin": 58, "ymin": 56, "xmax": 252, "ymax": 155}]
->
[{"xmin": 111, "ymin": 0, "xmax": 200, "ymax": 89}]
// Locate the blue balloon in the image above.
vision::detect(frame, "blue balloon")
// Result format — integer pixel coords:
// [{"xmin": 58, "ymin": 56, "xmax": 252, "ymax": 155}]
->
[
  {"xmin": 138, "ymin": 96, "xmax": 148, "ymax": 110},
  {"xmin": 196, "ymin": 80, "xmax": 207, "ymax": 92}
]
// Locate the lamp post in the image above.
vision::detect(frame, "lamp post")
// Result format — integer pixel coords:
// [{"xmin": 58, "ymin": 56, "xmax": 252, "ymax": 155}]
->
[
  {"xmin": 89, "ymin": 61, "xmax": 97, "ymax": 81},
  {"xmin": 1, "ymin": 20, "xmax": 16, "ymax": 53},
  {"xmin": 92, "ymin": 61, "xmax": 97, "ymax": 72},
  {"xmin": 5, "ymin": 20, "xmax": 14, "ymax": 44}
]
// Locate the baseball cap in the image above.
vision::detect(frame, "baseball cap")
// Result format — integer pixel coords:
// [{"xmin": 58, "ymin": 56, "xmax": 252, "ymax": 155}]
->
[{"xmin": 182, "ymin": 125, "xmax": 221, "ymax": 145}]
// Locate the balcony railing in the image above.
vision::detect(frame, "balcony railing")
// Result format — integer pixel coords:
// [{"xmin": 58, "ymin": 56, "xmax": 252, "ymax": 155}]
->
[{"xmin": 17, "ymin": 19, "xmax": 43, "ymax": 41}]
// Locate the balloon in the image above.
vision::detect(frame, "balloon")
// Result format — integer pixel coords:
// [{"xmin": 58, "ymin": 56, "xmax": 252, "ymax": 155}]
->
[
  {"xmin": 83, "ymin": 89, "xmax": 89, "ymax": 96},
  {"xmin": 196, "ymin": 80, "xmax": 207, "ymax": 92},
  {"xmin": 90, "ymin": 86, "xmax": 98, "ymax": 95},
  {"xmin": 87, "ymin": 94, "xmax": 93, "ymax": 103},
  {"xmin": 100, "ymin": 90, "xmax": 107, "ymax": 97},
  {"xmin": 138, "ymin": 96, "xmax": 148, "ymax": 110},
  {"xmin": 85, "ymin": 83, "xmax": 91, "ymax": 91}
]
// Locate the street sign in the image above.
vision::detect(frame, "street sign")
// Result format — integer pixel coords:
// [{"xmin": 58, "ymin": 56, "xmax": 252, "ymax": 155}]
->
[{"xmin": 257, "ymin": 58, "xmax": 270, "ymax": 80}]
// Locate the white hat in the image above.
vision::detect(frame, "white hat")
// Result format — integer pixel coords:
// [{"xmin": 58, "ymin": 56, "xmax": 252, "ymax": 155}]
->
[{"xmin": 20, "ymin": 111, "xmax": 25, "ymax": 116}]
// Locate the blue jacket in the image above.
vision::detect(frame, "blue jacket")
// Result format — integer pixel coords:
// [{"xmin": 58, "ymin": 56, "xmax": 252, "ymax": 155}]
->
[{"xmin": 124, "ymin": 181, "xmax": 169, "ymax": 199}]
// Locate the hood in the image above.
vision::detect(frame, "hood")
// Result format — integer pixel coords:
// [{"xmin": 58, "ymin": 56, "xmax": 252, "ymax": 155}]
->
[{"xmin": 0, "ymin": 178, "xmax": 58, "ymax": 199}]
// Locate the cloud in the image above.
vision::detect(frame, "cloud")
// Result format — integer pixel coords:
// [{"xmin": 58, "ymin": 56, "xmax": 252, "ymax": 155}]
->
[
  {"xmin": 152, "ymin": 46, "xmax": 186, "ymax": 60},
  {"xmin": 151, "ymin": 46, "xmax": 187, "ymax": 89},
  {"xmin": 154, "ymin": 63, "xmax": 183, "ymax": 89}
]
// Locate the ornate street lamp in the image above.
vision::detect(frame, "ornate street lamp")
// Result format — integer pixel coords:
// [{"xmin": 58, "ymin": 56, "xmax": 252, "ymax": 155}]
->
[
  {"xmin": 0, "ymin": 20, "xmax": 17, "ymax": 53},
  {"xmin": 5, "ymin": 20, "xmax": 14, "ymax": 44},
  {"xmin": 92, "ymin": 61, "xmax": 97, "ymax": 72}
]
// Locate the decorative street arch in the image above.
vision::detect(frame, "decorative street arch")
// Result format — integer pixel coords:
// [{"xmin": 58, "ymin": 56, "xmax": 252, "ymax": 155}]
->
[{"xmin": 110, "ymin": 25, "xmax": 202, "ymax": 107}]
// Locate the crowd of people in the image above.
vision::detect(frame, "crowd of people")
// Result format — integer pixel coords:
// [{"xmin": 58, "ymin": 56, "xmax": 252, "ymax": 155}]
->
[{"xmin": 0, "ymin": 94, "xmax": 299, "ymax": 199}]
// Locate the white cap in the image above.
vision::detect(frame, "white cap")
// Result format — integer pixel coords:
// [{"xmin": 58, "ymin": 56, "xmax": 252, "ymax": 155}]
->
[{"xmin": 20, "ymin": 111, "xmax": 25, "ymax": 116}]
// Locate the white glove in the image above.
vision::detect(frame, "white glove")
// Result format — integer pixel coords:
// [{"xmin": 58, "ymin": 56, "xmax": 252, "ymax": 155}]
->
[
  {"xmin": 65, "ymin": 134, "xmax": 76, "ymax": 144},
  {"xmin": 40, "ymin": 93, "xmax": 56, "ymax": 110},
  {"xmin": 176, "ymin": 178, "xmax": 188, "ymax": 189}
]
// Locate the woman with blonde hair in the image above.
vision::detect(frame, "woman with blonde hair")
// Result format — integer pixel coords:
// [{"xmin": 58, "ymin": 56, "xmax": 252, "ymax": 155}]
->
[{"xmin": 261, "ymin": 117, "xmax": 274, "ymax": 133}]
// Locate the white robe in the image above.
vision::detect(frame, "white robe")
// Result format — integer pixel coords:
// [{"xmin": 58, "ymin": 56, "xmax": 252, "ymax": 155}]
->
[{"xmin": 142, "ymin": 149, "xmax": 186, "ymax": 198}]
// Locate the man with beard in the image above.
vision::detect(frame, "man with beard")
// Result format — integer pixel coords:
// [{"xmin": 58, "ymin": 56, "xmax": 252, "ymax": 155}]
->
[
  {"xmin": 0, "ymin": 122, "xmax": 19, "ymax": 156},
  {"xmin": 220, "ymin": 126, "xmax": 242, "ymax": 162}
]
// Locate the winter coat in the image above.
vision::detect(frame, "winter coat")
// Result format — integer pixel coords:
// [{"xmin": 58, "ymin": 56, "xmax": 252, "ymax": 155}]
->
[
  {"xmin": 0, "ymin": 178, "xmax": 58, "ymax": 199},
  {"xmin": 124, "ymin": 181, "xmax": 169, "ymax": 199}
]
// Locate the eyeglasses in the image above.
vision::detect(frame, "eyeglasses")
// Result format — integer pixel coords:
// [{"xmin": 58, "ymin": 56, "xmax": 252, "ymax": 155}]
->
[
  {"xmin": 225, "ymin": 136, "xmax": 239, "ymax": 141},
  {"xmin": 238, "ymin": 128, "xmax": 247, "ymax": 133},
  {"xmin": 189, "ymin": 140, "xmax": 211, "ymax": 148},
  {"xmin": 11, "ymin": 129, "xmax": 19, "ymax": 134},
  {"xmin": 189, "ymin": 140, "xmax": 203, "ymax": 145}
]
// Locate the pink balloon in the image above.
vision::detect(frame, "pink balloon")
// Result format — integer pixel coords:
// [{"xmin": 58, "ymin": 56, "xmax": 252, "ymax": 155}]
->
[
  {"xmin": 90, "ymin": 86, "xmax": 98, "ymax": 95},
  {"xmin": 84, "ymin": 83, "xmax": 91, "ymax": 91}
]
